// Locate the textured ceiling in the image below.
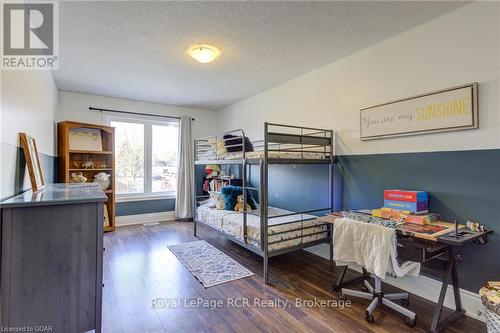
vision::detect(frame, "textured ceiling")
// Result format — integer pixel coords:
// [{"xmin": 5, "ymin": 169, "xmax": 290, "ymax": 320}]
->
[{"xmin": 55, "ymin": 1, "xmax": 468, "ymax": 110}]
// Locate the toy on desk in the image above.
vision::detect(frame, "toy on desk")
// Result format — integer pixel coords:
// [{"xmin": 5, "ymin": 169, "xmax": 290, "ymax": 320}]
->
[
  {"xmin": 466, "ymin": 221, "xmax": 486, "ymax": 232},
  {"xmin": 466, "ymin": 221, "xmax": 488, "ymax": 244},
  {"xmin": 438, "ymin": 220, "xmax": 489, "ymax": 245}
]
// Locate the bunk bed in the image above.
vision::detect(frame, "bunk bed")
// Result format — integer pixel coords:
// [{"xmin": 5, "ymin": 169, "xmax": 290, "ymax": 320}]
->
[{"xmin": 193, "ymin": 122, "xmax": 334, "ymax": 283}]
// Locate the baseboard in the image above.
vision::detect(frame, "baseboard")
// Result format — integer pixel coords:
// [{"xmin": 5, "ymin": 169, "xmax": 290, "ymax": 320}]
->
[
  {"xmin": 305, "ymin": 244, "xmax": 485, "ymax": 322},
  {"xmin": 116, "ymin": 211, "xmax": 176, "ymax": 227}
]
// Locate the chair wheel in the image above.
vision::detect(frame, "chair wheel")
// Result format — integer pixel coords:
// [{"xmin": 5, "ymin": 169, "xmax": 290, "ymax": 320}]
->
[
  {"xmin": 361, "ymin": 285, "xmax": 369, "ymax": 292},
  {"xmin": 365, "ymin": 311, "xmax": 375, "ymax": 324},
  {"xmin": 339, "ymin": 294, "xmax": 348, "ymax": 301},
  {"xmin": 405, "ymin": 314, "xmax": 417, "ymax": 327},
  {"xmin": 331, "ymin": 285, "xmax": 341, "ymax": 292}
]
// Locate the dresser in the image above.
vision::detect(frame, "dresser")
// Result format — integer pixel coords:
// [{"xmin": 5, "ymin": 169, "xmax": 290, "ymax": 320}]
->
[{"xmin": 0, "ymin": 183, "xmax": 107, "ymax": 333}]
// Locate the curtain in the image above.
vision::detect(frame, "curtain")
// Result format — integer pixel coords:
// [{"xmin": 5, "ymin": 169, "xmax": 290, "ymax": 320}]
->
[{"xmin": 175, "ymin": 116, "xmax": 193, "ymax": 219}]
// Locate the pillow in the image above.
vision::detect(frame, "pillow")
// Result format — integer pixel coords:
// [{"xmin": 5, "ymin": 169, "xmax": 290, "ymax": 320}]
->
[
  {"xmin": 223, "ymin": 135, "xmax": 254, "ymax": 153},
  {"xmin": 207, "ymin": 138, "xmax": 228, "ymax": 155},
  {"xmin": 209, "ymin": 191, "xmax": 225, "ymax": 210},
  {"xmin": 220, "ymin": 186, "xmax": 257, "ymax": 211},
  {"xmin": 199, "ymin": 198, "xmax": 214, "ymax": 208},
  {"xmin": 217, "ymin": 141, "xmax": 227, "ymax": 155}
]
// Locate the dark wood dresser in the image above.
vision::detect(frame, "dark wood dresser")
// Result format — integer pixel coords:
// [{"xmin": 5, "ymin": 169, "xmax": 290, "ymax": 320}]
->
[{"xmin": 0, "ymin": 183, "xmax": 108, "ymax": 333}]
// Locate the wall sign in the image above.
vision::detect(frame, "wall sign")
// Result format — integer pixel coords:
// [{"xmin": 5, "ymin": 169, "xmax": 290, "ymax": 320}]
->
[{"xmin": 360, "ymin": 83, "xmax": 478, "ymax": 141}]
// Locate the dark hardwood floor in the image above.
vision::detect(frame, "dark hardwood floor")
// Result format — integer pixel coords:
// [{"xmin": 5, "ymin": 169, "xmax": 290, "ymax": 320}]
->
[{"xmin": 102, "ymin": 221, "xmax": 485, "ymax": 333}]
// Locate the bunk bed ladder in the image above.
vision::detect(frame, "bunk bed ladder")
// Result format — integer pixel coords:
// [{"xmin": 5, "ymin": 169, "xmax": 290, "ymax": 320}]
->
[
  {"xmin": 193, "ymin": 138, "xmax": 197, "ymax": 237},
  {"xmin": 329, "ymin": 129, "xmax": 334, "ymax": 262}
]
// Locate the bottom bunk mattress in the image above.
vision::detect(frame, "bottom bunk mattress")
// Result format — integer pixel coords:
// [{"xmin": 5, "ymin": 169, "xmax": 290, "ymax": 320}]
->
[{"xmin": 196, "ymin": 204, "xmax": 328, "ymax": 251}]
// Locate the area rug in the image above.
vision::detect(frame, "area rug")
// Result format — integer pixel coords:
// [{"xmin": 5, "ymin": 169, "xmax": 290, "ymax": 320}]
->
[{"xmin": 168, "ymin": 240, "xmax": 254, "ymax": 287}]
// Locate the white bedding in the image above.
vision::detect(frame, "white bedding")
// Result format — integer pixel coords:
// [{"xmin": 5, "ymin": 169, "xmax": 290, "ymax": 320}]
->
[{"xmin": 196, "ymin": 204, "xmax": 328, "ymax": 251}]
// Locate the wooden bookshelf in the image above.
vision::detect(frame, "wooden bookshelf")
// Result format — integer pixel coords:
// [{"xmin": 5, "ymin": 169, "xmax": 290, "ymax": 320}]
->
[{"xmin": 57, "ymin": 121, "xmax": 116, "ymax": 232}]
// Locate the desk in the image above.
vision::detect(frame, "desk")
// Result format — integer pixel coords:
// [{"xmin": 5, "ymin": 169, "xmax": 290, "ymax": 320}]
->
[{"xmin": 318, "ymin": 212, "xmax": 491, "ymax": 333}]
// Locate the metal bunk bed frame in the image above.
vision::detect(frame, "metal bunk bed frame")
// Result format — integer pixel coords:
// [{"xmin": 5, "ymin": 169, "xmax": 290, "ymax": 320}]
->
[{"xmin": 193, "ymin": 122, "xmax": 334, "ymax": 283}]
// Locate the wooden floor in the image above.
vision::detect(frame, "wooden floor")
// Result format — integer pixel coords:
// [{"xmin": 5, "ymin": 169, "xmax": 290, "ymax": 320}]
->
[{"xmin": 102, "ymin": 221, "xmax": 485, "ymax": 333}]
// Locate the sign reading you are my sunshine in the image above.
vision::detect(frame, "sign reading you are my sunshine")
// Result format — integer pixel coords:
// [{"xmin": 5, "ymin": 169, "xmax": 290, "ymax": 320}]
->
[{"xmin": 360, "ymin": 83, "xmax": 478, "ymax": 140}]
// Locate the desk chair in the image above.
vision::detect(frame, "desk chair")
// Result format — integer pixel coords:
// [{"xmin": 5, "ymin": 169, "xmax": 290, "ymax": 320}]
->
[
  {"xmin": 333, "ymin": 214, "xmax": 419, "ymax": 326},
  {"xmin": 342, "ymin": 272, "xmax": 417, "ymax": 326}
]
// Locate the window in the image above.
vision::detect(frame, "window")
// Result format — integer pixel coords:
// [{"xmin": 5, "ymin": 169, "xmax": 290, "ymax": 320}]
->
[
  {"xmin": 113, "ymin": 121, "xmax": 145, "ymax": 194},
  {"xmin": 109, "ymin": 116, "xmax": 178, "ymax": 199},
  {"xmin": 152, "ymin": 124, "xmax": 178, "ymax": 193}
]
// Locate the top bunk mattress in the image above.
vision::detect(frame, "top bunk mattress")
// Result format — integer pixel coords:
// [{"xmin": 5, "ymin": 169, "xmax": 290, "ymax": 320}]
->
[{"xmin": 196, "ymin": 150, "xmax": 328, "ymax": 161}]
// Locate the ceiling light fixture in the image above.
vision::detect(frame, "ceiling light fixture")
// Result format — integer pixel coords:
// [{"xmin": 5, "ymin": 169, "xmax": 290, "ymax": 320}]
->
[{"xmin": 188, "ymin": 44, "xmax": 220, "ymax": 64}]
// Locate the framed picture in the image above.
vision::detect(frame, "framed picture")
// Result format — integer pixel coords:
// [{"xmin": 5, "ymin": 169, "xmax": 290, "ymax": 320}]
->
[
  {"xmin": 20, "ymin": 133, "xmax": 45, "ymax": 192},
  {"xmin": 68, "ymin": 128, "xmax": 103, "ymax": 151},
  {"xmin": 360, "ymin": 83, "xmax": 478, "ymax": 140}
]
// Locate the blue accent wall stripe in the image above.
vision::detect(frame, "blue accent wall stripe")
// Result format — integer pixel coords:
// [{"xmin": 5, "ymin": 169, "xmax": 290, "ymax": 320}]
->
[
  {"xmin": 116, "ymin": 198, "xmax": 175, "ymax": 216},
  {"xmin": 1, "ymin": 142, "xmax": 56, "ymax": 201}
]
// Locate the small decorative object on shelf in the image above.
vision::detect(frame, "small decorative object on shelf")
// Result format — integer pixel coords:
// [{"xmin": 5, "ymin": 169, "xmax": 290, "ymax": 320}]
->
[
  {"xmin": 94, "ymin": 172, "xmax": 111, "ymax": 190},
  {"xmin": 82, "ymin": 160, "xmax": 95, "ymax": 169},
  {"xmin": 58, "ymin": 121, "xmax": 115, "ymax": 232},
  {"xmin": 71, "ymin": 172, "xmax": 87, "ymax": 183}
]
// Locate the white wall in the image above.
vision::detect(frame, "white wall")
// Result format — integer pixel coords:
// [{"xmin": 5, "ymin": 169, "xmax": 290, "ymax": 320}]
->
[
  {"xmin": 58, "ymin": 91, "xmax": 217, "ymax": 138},
  {"xmin": 0, "ymin": 70, "xmax": 58, "ymax": 199},
  {"xmin": 1, "ymin": 70, "xmax": 58, "ymax": 156},
  {"xmin": 217, "ymin": 2, "xmax": 500, "ymax": 155}
]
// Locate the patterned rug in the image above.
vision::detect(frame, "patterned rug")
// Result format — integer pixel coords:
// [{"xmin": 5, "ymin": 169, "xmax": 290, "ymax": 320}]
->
[{"xmin": 168, "ymin": 240, "xmax": 254, "ymax": 288}]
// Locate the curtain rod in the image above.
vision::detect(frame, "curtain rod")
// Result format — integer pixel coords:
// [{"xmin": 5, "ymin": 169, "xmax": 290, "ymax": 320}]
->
[{"xmin": 89, "ymin": 107, "xmax": 195, "ymax": 121}]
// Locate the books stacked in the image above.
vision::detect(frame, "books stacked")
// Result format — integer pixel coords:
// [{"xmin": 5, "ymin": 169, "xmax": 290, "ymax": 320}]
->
[
  {"xmin": 372, "ymin": 207, "xmax": 439, "ymax": 225},
  {"xmin": 384, "ymin": 190, "xmax": 428, "ymax": 214}
]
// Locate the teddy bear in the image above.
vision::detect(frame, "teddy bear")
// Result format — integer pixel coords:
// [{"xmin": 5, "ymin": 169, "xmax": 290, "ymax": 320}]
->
[
  {"xmin": 234, "ymin": 194, "xmax": 251, "ymax": 212},
  {"xmin": 70, "ymin": 172, "xmax": 87, "ymax": 183}
]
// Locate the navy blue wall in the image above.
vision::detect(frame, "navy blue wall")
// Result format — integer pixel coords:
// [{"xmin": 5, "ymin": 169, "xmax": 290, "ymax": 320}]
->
[
  {"xmin": 248, "ymin": 164, "xmax": 330, "ymax": 213},
  {"xmin": 337, "ymin": 149, "xmax": 500, "ymax": 292}
]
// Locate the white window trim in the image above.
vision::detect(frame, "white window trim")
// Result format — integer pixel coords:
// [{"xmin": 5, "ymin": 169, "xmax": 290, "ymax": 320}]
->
[{"xmin": 104, "ymin": 112, "xmax": 179, "ymax": 200}]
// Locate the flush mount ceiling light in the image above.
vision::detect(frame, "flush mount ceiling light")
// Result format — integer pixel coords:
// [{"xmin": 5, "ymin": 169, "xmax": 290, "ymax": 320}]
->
[{"xmin": 188, "ymin": 45, "xmax": 220, "ymax": 64}]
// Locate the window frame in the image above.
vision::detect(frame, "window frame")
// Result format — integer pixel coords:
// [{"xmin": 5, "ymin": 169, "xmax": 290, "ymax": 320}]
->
[{"xmin": 104, "ymin": 113, "xmax": 179, "ymax": 202}]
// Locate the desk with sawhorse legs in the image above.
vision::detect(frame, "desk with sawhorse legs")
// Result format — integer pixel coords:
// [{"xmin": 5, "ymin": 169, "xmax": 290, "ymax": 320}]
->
[{"xmin": 318, "ymin": 213, "xmax": 491, "ymax": 333}]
